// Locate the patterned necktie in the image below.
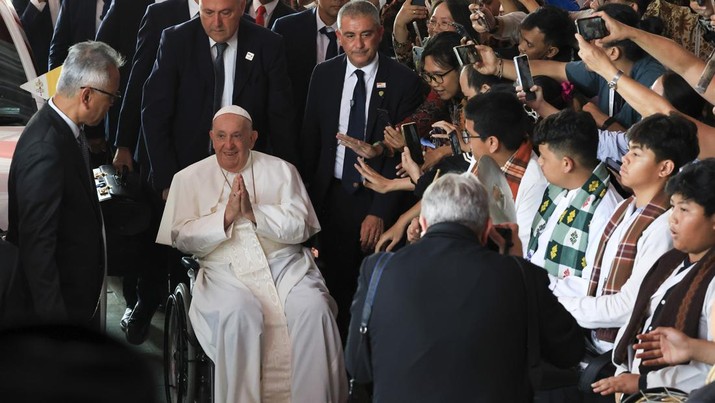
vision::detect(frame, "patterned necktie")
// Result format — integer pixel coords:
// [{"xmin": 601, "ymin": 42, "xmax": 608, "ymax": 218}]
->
[
  {"xmin": 319, "ymin": 26, "xmax": 338, "ymax": 60},
  {"xmin": 255, "ymin": 5, "xmax": 266, "ymax": 27},
  {"xmin": 342, "ymin": 69, "xmax": 366, "ymax": 193},
  {"xmin": 213, "ymin": 42, "xmax": 228, "ymax": 114}
]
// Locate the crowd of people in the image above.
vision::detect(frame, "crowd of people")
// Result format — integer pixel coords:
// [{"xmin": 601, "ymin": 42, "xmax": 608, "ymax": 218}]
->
[{"xmin": 4, "ymin": 0, "xmax": 715, "ymax": 400}]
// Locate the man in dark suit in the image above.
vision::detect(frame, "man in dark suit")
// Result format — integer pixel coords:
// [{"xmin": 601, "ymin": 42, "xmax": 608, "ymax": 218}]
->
[
  {"xmin": 48, "ymin": 0, "xmax": 112, "ymax": 69},
  {"xmin": 6, "ymin": 41, "xmax": 123, "ymax": 329},
  {"xmin": 142, "ymin": 0, "xmax": 297, "ymax": 199},
  {"xmin": 95, "ymin": 0, "xmax": 153, "ymax": 151},
  {"xmin": 272, "ymin": 0, "xmax": 347, "ymax": 129},
  {"xmin": 300, "ymin": 0, "xmax": 422, "ymax": 337},
  {"xmin": 245, "ymin": 0, "xmax": 293, "ymax": 28},
  {"xmin": 113, "ymin": 0, "xmax": 199, "ymax": 173},
  {"xmin": 18, "ymin": 0, "xmax": 58, "ymax": 74},
  {"xmin": 346, "ymin": 173, "xmax": 584, "ymax": 402}
]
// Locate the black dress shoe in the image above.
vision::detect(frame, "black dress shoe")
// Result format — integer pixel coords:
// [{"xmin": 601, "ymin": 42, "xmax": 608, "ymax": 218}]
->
[
  {"xmin": 125, "ymin": 302, "xmax": 157, "ymax": 345},
  {"xmin": 120, "ymin": 307, "xmax": 133, "ymax": 331}
]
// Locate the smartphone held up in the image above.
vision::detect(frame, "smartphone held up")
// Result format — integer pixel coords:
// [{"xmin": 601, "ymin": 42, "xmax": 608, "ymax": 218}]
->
[{"xmin": 513, "ymin": 55, "xmax": 536, "ymax": 101}]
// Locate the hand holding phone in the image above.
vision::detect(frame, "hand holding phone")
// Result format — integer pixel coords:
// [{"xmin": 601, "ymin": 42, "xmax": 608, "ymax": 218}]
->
[
  {"xmin": 576, "ymin": 16, "xmax": 608, "ymax": 41},
  {"xmin": 513, "ymin": 55, "xmax": 536, "ymax": 101},
  {"xmin": 453, "ymin": 44, "xmax": 481, "ymax": 66},
  {"xmin": 401, "ymin": 122, "xmax": 425, "ymax": 165}
]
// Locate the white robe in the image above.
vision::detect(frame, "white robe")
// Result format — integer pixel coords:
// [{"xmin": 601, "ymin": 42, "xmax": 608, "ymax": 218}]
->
[{"xmin": 157, "ymin": 151, "xmax": 347, "ymax": 403}]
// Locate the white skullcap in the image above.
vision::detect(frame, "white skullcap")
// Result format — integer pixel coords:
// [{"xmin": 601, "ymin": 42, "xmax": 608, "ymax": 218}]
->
[{"xmin": 213, "ymin": 105, "xmax": 253, "ymax": 122}]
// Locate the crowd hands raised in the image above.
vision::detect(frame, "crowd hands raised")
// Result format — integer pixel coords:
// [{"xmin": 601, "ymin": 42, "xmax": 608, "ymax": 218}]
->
[{"xmin": 13, "ymin": 0, "xmax": 715, "ymax": 400}]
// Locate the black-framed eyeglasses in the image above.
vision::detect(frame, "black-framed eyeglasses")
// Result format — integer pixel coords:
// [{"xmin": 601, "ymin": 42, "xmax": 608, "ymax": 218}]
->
[
  {"xmin": 461, "ymin": 129, "xmax": 481, "ymax": 143},
  {"xmin": 81, "ymin": 86, "xmax": 122, "ymax": 102},
  {"xmin": 420, "ymin": 68, "xmax": 455, "ymax": 84}
]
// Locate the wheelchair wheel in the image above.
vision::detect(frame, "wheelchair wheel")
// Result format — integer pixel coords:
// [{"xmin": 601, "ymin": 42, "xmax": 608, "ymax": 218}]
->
[{"xmin": 164, "ymin": 283, "xmax": 198, "ymax": 403}]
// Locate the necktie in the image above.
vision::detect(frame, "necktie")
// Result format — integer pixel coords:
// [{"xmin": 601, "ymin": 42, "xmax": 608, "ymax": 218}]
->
[
  {"xmin": 213, "ymin": 42, "xmax": 228, "ymax": 114},
  {"xmin": 256, "ymin": 5, "xmax": 266, "ymax": 27},
  {"xmin": 211, "ymin": 42, "xmax": 228, "ymax": 153},
  {"xmin": 319, "ymin": 26, "xmax": 338, "ymax": 60},
  {"xmin": 342, "ymin": 69, "xmax": 366, "ymax": 192}
]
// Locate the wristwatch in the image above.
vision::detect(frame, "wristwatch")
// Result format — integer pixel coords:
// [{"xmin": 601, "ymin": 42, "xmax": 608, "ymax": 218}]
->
[{"xmin": 608, "ymin": 70, "xmax": 624, "ymax": 90}]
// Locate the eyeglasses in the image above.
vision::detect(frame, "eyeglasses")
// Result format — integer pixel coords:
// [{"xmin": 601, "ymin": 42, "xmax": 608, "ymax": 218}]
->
[
  {"xmin": 427, "ymin": 19, "xmax": 455, "ymax": 31},
  {"xmin": 420, "ymin": 68, "xmax": 455, "ymax": 84},
  {"xmin": 81, "ymin": 86, "xmax": 122, "ymax": 102},
  {"xmin": 461, "ymin": 129, "xmax": 482, "ymax": 143}
]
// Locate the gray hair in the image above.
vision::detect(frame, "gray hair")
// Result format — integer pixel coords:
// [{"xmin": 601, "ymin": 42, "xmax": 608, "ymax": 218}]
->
[
  {"xmin": 421, "ymin": 173, "xmax": 489, "ymax": 235},
  {"xmin": 337, "ymin": 0, "xmax": 381, "ymax": 30},
  {"xmin": 56, "ymin": 41, "xmax": 125, "ymax": 97}
]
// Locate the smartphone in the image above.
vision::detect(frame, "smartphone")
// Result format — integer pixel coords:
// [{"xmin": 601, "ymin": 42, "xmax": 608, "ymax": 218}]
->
[
  {"xmin": 412, "ymin": 0, "xmax": 425, "ymax": 6},
  {"xmin": 453, "ymin": 44, "xmax": 481, "ymax": 66},
  {"xmin": 450, "ymin": 22, "xmax": 477, "ymax": 44},
  {"xmin": 575, "ymin": 16, "xmax": 608, "ymax": 41},
  {"xmin": 513, "ymin": 55, "xmax": 536, "ymax": 101},
  {"xmin": 448, "ymin": 130, "xmax": 462, "ymax": 156},
  {"xmin": 605, "ymin": 157, "xmax": 622, "ymax": 173},
  {"xmin": 401, "ymin": 122, "xmax": 425, "ymax": 165}
]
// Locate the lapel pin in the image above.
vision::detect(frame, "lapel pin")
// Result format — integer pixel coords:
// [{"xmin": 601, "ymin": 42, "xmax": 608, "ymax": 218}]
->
[
  {"xmin": 376, "ymin": 82, "xmax": 386, "ymax": 89},
  {"xmin": 246, "ymin": 52, "xmax": 254, "ymax": 61},
  {"xmin": 378, "ymin": 91, "xmax": 384, "ymax": 97}
]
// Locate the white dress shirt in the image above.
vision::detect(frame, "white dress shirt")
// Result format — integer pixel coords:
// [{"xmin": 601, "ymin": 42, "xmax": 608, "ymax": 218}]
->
[
  {"xmin": 315, "ymin": 9, "xmax": 338, "ymax": 64},
  {"xmin": 334, "ymin": 54, "xmax": 379, "ymax": 179},
  {"xmin": 49, "ymin": 98, "xmax": 80, "ymax": 140},
  {"xmin": 613, "ymin": 260, "xmax": 715, "ymax": 393},
  {"xmin": 209, "ymin": 31, "xmax": 238, "ymax": 109},
  {"xmin": 528, "ymin": 182, "xmax": 623, "ymax": 292},
  {"xmin": 188, "ymin": 0, "xmax": 200, "ymax": 18},
  {"xmin": 515, "ymin": 152, "xmax": 548, "ymax": 256}
]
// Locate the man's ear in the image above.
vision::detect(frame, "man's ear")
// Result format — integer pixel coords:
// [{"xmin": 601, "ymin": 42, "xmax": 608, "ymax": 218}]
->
[
  {"xmin": 487, "ymin": 136, "xmax": 500, "ymax": 154},
  {"xmin": 658, "ymin": 159, "xmax": 675, "ymax": 178},
  {"xmin": 419, "ymin": 215, "xmax": 428, "ymax": 234},
  {"xmin": 545, "ymin": 45, "xmax": 559, "ymax": 60},
  {"xmin": 562, "ymin": 155, "xmax": 575, "ymax": 174},
  {"xmin": 606, "ymin": 45, "xmax": 621, "ymax": 62}
]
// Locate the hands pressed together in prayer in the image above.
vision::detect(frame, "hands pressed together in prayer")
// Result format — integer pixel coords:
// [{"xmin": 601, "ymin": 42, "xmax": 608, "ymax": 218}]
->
[{"xmin": 224, "ymin": 174, "xmax": 255, "ymax": 229}]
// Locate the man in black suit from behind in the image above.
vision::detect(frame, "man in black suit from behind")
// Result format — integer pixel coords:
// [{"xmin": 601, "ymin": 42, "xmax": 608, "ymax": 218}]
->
[
  {"xmin": 7, "ymin": 41, "xmax": 123, "ymax": 329},
  {"xmin": 142, "ymin": 0, "xmax": 297, "ymax": 200},
  {"xmin": 346, "ymin": 173, "xmax": 585, "ymax": 402},
  {"xmin": 272, "ymin": 0, "xmax": 347, "ymax": 130},
  {"xmin": 48, "ymin": 0, "xmax": 112, "ymax": 69},
  {"xmin": 17, "ymin": 0, "xmax": 58, "ymax": 74},
  {"xmin": 300, "ymin": 0, "xmax": 423, "ymax": 337}
]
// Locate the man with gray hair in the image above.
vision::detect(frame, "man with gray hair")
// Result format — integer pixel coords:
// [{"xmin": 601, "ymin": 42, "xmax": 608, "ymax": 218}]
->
[
  {"xmin": 7, "ymin": 41, "xmax": 123, "ymax": 329},
  {"xmin": 345, "ymin": 173, "xmax": 584, "ymax": 402},
  {"xmin": 158, "ymin": 105, "xmax": 347, "ymax": 402}
]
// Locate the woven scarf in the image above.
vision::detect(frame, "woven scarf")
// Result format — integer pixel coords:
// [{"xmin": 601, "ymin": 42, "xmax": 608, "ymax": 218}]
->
[
  {"xmin": 501, "ymin": 140, "xmax": 533, "ymax": 200},
  {"xmin": 527, "ymin": 163, "xmax": 611, "ymax": 278},
  {"xmin": 587, "ymin": 190, "xmax": 670, "ymax": 297}
]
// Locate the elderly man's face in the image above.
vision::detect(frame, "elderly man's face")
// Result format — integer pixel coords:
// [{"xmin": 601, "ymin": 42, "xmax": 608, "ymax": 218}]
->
[
  {"xmin": 83, "ymin": 66, "xmax": 120, "ymax": 126},
  {"xmin": 210, "ymin": 113, "xmax": 257, "ymax": 172},
  {"xmin": 200, "ymin": 0, "xmax": 244, "ymax": 43},
  {"xmin": 337, "ymin": 14, "xmax": 384, "ymax": 68}
]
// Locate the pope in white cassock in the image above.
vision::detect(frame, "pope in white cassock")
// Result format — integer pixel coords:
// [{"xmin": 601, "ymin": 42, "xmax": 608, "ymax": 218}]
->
[{"xmin": 157, "ymin": 105, "xmax": 348, "ymax": 403}]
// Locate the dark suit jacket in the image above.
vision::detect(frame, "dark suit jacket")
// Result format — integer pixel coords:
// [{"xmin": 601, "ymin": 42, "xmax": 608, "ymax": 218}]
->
[
  {"xmin": 245, "ymin": 0, "xmax": 294, "ymax": 29},
  {"xmin": 141, "ymin": 17, "xmax": 297, "ymax": 191},
  {"xmin": 48, "ymin": 0, "xmax": 105, "ymax": 69},
  {"xmin": 6, "ymin": 104, "xmax": 104, "ymax": 326},
  {"xmin": 345, "ymin": 222, "xmax": 585, "ymax": 402},
  {"xmin": 114, "ymin": 0, "xmax": 189, "ymax": 163},
  {"xmin": 301, "ymin": 54, "xmax": 422, "ymax": 221},
  {"xmin": 20, "ymin": 0, "xmax": 53, "ymax": 74},
  {"xmin": 271, "ymin": 8, "xmax": 316, "ymax": 129},
  {"xmin": 94, "ymin": 0, "xmax": 153, "ymax": 150}
]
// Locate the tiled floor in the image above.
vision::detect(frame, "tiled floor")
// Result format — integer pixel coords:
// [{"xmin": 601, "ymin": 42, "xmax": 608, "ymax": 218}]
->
[{"xmin": 105, "ymin": 276, "xmax": 166, "ymax": 403}]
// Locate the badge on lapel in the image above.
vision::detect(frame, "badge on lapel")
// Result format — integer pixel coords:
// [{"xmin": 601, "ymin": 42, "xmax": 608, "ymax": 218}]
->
[{"xmin": 246, "ymin": 52, "xmax": 255, "ymax": 61}]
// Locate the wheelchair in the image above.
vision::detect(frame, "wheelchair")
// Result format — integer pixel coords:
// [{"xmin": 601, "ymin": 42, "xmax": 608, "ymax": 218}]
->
[{"xmin": 164, "ymin": 256, "xmax": 214, "ymax": 403}]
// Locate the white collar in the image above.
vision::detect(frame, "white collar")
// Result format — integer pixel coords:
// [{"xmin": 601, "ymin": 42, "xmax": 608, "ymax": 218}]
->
[
  {"xmin": 188, "ymin": 0, "xmax": 200, "ymax": 19},
  {"xmin": 209, "ymin": 29, "xmax": 239, "ymax": 50},
  {"xmin": 345, "ymin": 52, "xmax": 379, "ymax": 80},
  {"xmin": 48, "ymin": 98, "xmax": 80, "ymax": 139}
]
